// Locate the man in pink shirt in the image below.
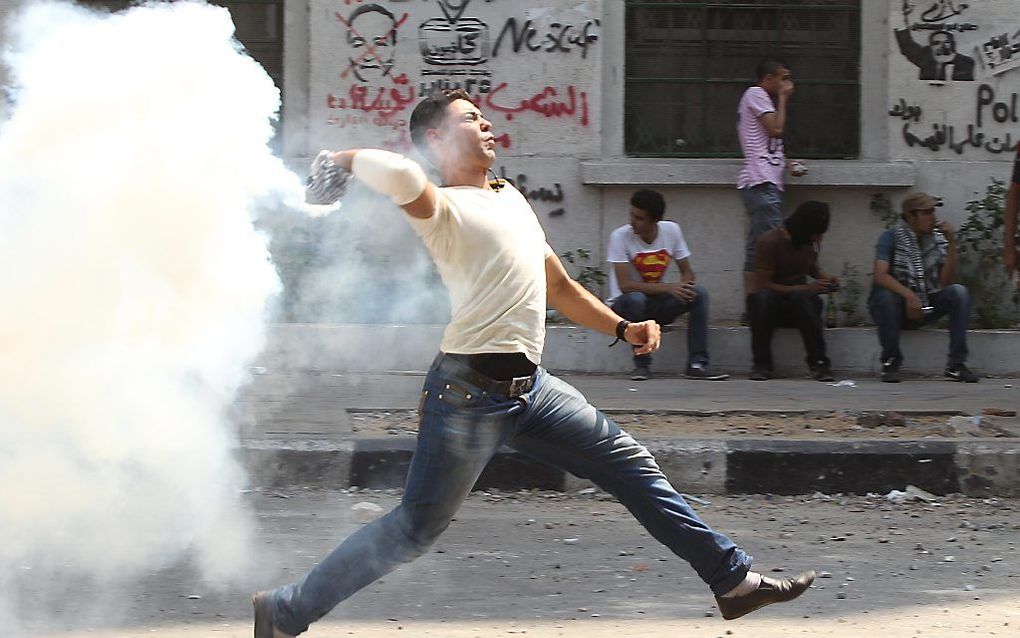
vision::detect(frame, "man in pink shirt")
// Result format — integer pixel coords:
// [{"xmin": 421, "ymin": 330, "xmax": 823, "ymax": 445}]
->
[{"xmin": 737, "ymin": 58, "xmax": 797, "ymax": 300}]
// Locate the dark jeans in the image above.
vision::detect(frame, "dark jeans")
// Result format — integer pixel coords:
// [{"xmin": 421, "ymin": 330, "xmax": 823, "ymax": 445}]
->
[
  {"xmin": 868, "ymin": 284, "xmax": 970, "ymax": 366},
  {"xmin": 610, "ymin": 287, "xmax": 710, "ymax": 368},
  {"xmin": 748, "ymin": 289, "xmax": 830, "ymax": 371},
  {"xmin": 263, "ymin": 353, "xmax": 751, "ymax": 635}
]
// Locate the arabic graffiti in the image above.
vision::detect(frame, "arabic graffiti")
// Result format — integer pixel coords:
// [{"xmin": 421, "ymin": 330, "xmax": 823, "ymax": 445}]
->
[
  {"xmin": 889, "ymin": 97, "xmax": 924, "ymax": 122},
  {"xmin": 900, "ymin": 83, "xmax": 1020, "ymax": 155},
  {"xmin": 492, "ymin": 17, "xmax": 601, "ymax": 59},
  {"xmin": 918, "ymin": 0, "xmax": 969, "ymax": 23},
  {"xmin": 326, "ymin": 75, "xmax": 417, "ymax": 124},
  {"xmin": 483, "ymin": 83, "xmax": 590, "ymax": 126},
  {"xmin": 497, "ymin": 166, "xmax": 567, "ymax": 217}
]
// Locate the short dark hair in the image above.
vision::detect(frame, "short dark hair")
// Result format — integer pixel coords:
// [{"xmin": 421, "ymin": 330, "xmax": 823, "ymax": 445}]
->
[
  {"xmin": 630, "ymin": 189, "xmax": 666, "ymax": 220},
  {"xmin": 755, "ymin": 57, "xmax": 789, "ymax": 81},
  {"xmin": 409, "ymin": 89, "xmax": 474, "ymax": 153},
  {"xmin": 784, "ymin": 200, "xmax": 830, "ymax": 247},
  {"xmin": 929, "ymin": 30, "xmax": 955, "ymax": 46}
]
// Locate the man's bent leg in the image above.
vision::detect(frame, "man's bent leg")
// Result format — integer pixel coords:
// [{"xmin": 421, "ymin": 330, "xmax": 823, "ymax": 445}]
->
[
  {"xmin": 868, "ymin": 288, "xmax": 905, "ymax": 365},
  {"xmin": 265, "ymin": 357, "xmax": 514, "ymax": 635},
  {"xmin": 681, "ymin": 285, "xmax": 710, "ymax": 367},
  {"xmin": 748, "ymin": 290, "xmax": 779, "ymax": 371},
  {"xmin": 787, "ymin": 290, "xmax": 829, "ymax": 369},
  {"xmin": 511, "ymin": 371, "xmax": 751, "ymax": 596},
  {"xmin": 931, "ymin": 284, "xmax": 971, "ymax": 365}
]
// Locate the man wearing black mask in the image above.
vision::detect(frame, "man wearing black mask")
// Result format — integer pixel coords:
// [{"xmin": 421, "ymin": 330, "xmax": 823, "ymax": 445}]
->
[{"xmin": 747, "ymin": 201, "xmax": 838, "ymax": 381}]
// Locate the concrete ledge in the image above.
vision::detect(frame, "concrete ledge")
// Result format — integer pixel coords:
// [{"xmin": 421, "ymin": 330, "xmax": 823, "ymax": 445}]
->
[
  {"xmin": 259, "ymin": 324, "xmax": 1020, "ymax": 377},
  {"xmin": 240, "ymin": 437, "xmax": 1020, "ymax": 496},
  {"xmin": 580, "ymin": 159, "xmax": 917, "ymax": 188},
  {"xmin": 955, "ymin": 441, "xmax": 1020, "ymax": 497}
]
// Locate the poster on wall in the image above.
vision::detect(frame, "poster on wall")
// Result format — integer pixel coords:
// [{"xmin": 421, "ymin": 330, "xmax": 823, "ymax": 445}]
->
[{"xmin": 890, "ymin": 0, "xmax": 1020, "ymax": 157}]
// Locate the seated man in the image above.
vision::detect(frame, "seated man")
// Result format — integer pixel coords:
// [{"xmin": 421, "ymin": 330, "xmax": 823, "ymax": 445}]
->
[
  {"xmin": 607, "ymin": 189, "xmax": 728, "ymax": 381},
  {"xmin": 748, "ymin": 201, "xmax": 837, "ymax": 381},
  {"xmin": 869, "ymin": 192, "xmax": 978, "ymax": 383}
]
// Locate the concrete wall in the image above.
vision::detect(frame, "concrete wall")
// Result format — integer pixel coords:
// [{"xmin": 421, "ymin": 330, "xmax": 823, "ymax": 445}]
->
[
  {"xmin": 1, "ymin": 0, "xmax": 1018, "ymax": 323},
  {"xmin": 283, "ymin": 0, "xmax": 1017, "ymax": 322}
]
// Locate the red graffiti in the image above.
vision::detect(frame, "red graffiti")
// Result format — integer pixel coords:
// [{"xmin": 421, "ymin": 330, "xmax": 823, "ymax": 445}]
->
[
  {"xmin": 327, "ymin": 79, "xmax": 417, "ymax": 123},
  {"xmin": 494, "ymin": 132, "xmax": 512, "ymax": 148},
  {"xmin": 483, "ymin": 83, "xmax": 589, "ymax": 126}
]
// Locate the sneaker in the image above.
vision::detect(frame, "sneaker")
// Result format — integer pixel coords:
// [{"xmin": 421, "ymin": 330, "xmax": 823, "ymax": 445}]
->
[
  {"xmin": 880, "ymin": 358, "xmax": 901, "ymax": 383},
  {"xmin": 630, "ymin": 365, "xmax": 652, "ymax": 381},
  {"xmin": 684, "ymin": 364, "xmax": 730, "ymax": 381},
  {"xmin": 811, "ymin": 365, "xmax": 835, "ymax": 382},
  {"xmin": 749, "ymin": 367, "xmax": 772, "ymax": 381},
  {"xmin": 945, "ymin": 363, "xmax": 979, "ymax": 383},
  {"xmin": 253, "ymin": 592, "xmax": 295, "ymax": 638}
]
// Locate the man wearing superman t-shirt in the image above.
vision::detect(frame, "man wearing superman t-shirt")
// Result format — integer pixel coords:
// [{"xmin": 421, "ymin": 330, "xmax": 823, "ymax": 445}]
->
[{"xmin": 607, "ymin": 189, "xmax": 729, "ymax": 381}]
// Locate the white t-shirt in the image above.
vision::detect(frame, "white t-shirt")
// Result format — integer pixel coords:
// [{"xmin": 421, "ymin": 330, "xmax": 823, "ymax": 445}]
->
[
  {"xmin": 406, "ymin": 183, "xmax": 553, "ymax": 365},
  {"xmin": 606, "ymin": 221, "xmax": 691, "ymax": 303}
]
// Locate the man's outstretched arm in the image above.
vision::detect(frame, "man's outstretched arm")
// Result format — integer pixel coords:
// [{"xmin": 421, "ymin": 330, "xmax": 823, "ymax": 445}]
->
[
  {"xmin": 329, "ymin": 149, "xmax": 438, "ymax": 219},
  {"xmin": 545, "ymin": 253, "xmax": 660, "ymax": 355}
]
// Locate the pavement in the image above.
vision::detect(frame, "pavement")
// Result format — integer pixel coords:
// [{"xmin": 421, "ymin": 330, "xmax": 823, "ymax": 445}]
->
[{"xmin": 234, "ymin": 368, "xmax": 1020, "ymax": 497}]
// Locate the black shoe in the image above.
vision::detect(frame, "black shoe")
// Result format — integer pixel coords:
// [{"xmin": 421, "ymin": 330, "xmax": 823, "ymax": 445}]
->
[
  {"xmin": 715, "ymin": 570, "xmax": 816, "ymax": 621},
  {"xmin": 880, "ymin": 358, "xmax": 901, "ymax": 383},
  {"xmin": 811, "ymin": 365, "xmax": 835, "ymax": 382},
  {"xmin": 684, "ymin": 364, "xmax": 730, "ymax": 381},
  {"xmin": 253, "ymin": 592, "xmax": 294, "ymax": 638},
  {"xmin": 630, "ymin": 365, "xmax": 652, "ymax": 381},
  {"xmin": 749, "ymin": 367, "xmax": 772, "ymax": 381},
  {"xmin": 945, "ymin": 363, "xmax": 979, "ymax": 383}
]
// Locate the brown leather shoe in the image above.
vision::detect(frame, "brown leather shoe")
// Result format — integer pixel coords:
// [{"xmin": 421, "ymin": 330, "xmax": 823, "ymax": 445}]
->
[
  {"xmin": 253, "ymin": 591, "xmax": 295, "ymax": 638},
  {"xmin": 715, "ymin": 570, "xmax": 816, "ymax": 620}
]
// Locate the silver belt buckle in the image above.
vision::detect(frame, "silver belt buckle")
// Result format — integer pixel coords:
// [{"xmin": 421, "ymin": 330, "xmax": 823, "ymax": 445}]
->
[{"xmin": 508, "ymin": 375, "xmax": 532, "ymax": 397}]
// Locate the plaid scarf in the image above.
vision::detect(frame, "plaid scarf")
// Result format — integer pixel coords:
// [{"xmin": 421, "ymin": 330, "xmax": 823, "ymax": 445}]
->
[{"xmin": 889, "ymin": 221, "xmax": 948, "ymax": 307}]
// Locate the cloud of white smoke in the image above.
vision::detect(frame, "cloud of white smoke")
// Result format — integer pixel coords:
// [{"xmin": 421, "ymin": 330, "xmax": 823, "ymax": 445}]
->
[{"xmin": 0, "ymin": 0, "xmax": 299, "ymax": 610}]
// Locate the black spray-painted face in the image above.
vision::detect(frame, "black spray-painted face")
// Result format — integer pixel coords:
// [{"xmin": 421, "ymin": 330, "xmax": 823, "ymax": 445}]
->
[{"xmin": 345, "ymin": 7, "xmax": 397, "ymax": 81}]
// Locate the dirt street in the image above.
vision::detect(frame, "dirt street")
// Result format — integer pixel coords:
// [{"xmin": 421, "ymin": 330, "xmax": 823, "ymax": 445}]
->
[
  {"xmin": 17, "ymin": 485, "xmax": 1020, "ymax": 632},
  {"xmin": 17, "ymin": 490, "xmax": 1020, "ymax": 638}
]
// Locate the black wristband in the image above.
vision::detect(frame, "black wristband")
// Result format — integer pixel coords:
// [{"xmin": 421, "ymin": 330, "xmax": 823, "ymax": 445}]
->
[{"xmin": 615, "ymin": 320, "xmax": 630, "ymax": 341}]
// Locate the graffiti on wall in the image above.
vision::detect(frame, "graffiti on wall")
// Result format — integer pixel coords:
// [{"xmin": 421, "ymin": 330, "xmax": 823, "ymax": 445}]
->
[
  {"xmin": 894, "ymin": 83, "xmax": 1019, "ymax": 154},
  {"xmin": 496, "ymin": 166, "xmax": 567, "ymax": 217},
  {"xmin": 891, "ymin": 1, "xmax": 1020, "ymax": 156},
  {"xmin": 324, "ymin": 0, "xmax": 600, "ymax": 152}
]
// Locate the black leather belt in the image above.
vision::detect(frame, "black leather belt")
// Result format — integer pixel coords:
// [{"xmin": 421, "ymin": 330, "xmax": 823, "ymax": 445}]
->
[{"xmin": 442, "ymin": 353, "xmax": 536, "ymax": 398}]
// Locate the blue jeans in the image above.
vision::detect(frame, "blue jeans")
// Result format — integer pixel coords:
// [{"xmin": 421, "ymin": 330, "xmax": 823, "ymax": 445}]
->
[
  {"xmin": 739, "ymin": 182, "xmax": 783, "ymax": 272},
  {"xmin": 610, "ymin": 287, "xmax": 710, "ymax": 368},
  {"xmin": 265, "ymin": 353, "xmax": 751, "ymax": 635},
  {"xmin": 868, "ymin": 284, "xmax": 970, "ymax": 366}
]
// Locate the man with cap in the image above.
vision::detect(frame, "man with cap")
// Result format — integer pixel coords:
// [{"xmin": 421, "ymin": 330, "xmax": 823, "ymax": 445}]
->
[{"xmin": 869, "ymin": 192, "xmax": 978, "ymax": 383}]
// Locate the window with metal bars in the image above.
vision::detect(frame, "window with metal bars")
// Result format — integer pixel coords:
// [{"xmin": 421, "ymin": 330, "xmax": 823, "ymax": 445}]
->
[{"xmin": 625, "ymin": 0, "xmax": 861, "ymax": 159}]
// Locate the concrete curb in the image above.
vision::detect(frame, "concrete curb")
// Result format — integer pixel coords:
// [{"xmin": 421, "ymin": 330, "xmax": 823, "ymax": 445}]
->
[{"xmin": 240, "ymin": 436, "xmax": 1020, "ymax": 498}]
